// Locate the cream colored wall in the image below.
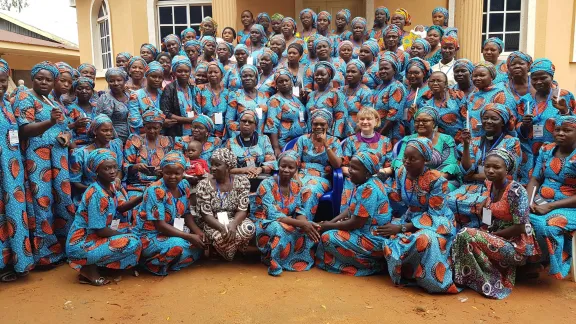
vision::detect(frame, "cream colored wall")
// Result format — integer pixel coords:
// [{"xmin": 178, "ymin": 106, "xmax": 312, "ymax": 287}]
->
[
  {"xmin": 373, "ymin": 0, "xmax": 448, "ymax": 28},
  {"xmin": 235, "ymin": 0, "xmax": 296, "ymax": 32}
]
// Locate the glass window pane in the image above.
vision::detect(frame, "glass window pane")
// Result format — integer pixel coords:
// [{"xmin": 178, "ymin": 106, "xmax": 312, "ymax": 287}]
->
[
  {"xmin": 490, "ymin": 0, "xmax": 504, "ymax": 11},
  {"xmin": 175, "ymin": 25, "xmax": 187, "ymax": 36},
  {"xmin": 191, "ymin": 25, "xmax": 200, "ymax": 35},
  {"xmin": 174, "ymin": 6, "xmax": 187, "ymax": 24},
  {"xmin": 482, "ymin": 13, "xmax": 487, "ymax": 33},
  {"xmin": 160, "ymin": 26, "xmax": 173, "ymax": 40},
  {"xmin": 483, "ymin": 0, "xmax": 488, "ymax": 13},
  {"xmin": 507, "ymin": 0, "xmax": 521, "ymax": 11},
  {"xmin": 506, "ymin": 13, "xmax": 520, "ymax": 32},
  {"xmin": 482, "ymin": 34, "xmax": 487, "ymax": 45},
  {"xmin": 204, "ymin": 5, "xmax": 212, "ymax": 18},
  {"xmin": 159, "ymin": 6, "xmax": 173, "ymax": 24},
  {"xmin": 489, "ymin": 13, "xmax": 504, "ymax": 32},
  {"xmin": 488, "ymin": 33, "xmax": 504, "ymax": 42},
  {"xmin": 190, "ymin": 5, "xmax": 202, "ymax": 23},
  {"xmin": 505, "ymin": 33, "xmax": 520, "ymax": 52}
]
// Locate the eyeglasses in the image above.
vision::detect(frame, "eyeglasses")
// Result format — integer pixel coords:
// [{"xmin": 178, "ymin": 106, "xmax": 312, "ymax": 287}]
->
[
  {"xmin": 428, "ymin": 80, "xmax": 445, "ymax": 84},
  {"xmin": 240, "ymin": 119, "xmax": 256, "ymax": 125},
  {"xmin": 414, "ymin": 119, "xmax": 434, "ymax": 125}
]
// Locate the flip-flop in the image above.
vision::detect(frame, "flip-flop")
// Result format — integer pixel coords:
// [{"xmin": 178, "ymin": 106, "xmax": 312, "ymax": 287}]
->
[
  {"xmin": 0, "ymin": 270, "xmax": 17, "ymax": 283},
  {"xmin": 78, "ymin": 274, "xmax": 110, "ymax": 286}
]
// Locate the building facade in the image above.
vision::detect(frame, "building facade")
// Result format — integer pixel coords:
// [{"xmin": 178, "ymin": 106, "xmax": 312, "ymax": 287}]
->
[{"xmin": 73, "ymin": 0, "xmax": 575, "ymax": 90}]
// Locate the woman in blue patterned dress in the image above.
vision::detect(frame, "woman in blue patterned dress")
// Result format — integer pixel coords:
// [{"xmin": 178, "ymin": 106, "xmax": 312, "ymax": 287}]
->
[
  {"xmin": 293, "ymin": 109, "xmax": 342, "ymax": 219},
  {"xmin": 373, "ymin": 52, "xmax": 407, "ymax": 144},
  {"xmin": 527, "ymin": 116, "xmax": 576, "ymax": 280},
  {"xmin": 14, "ymin": 61, "xmax": 75, "ymax": 266},
  {"xmin": 139, "ymin": 44, "xmax": 158, "ymax": 64},
  {"xmin": 280, "ymin": 17, "xmax": 305, "ymax": 56},
  {"xmin": 424, "ymin": 26, "xmax": 444, "ymax": 67},
  {"xmin": 225, "ymin": 110, "xmax": 276, "ymax": 177},
  {"xmin": 349, "ymin": 17, "xmax": 367, "ymax": 60},
  {"xmin": 126, "ymin": 56, "xmax": 147, "ymax": 92},
  {"xmin": 193, "ymin": 62, "xmax": 229, "ymax": 138},
  {"xmin": 0, "ymin": 59, "xmax": 34, "ymax": 281},
  {"xmin": 184, "ymin": 40, "xmax": 202, "ymax": 80},
  {"xmin": 265, "ymin": 69, "xmax": 308, "ymax": 156},
  {"xmin": 409, "ymin": 38, "xmax": 431, "ymax": 59},
  {"xmin": 432, "ymin": 7, "xmax": 458, "ymax": 37},
  {"xmin": 381, "ymin": 24, "xmax": 410, "ymax": 74},
  {"xmin": 226, "ymin": 65, "xmax": 268, "ymax": 137},
  {"xmin": 52, "ymin": 62, "xmax": 74, "ymax": 114},
  {"xmin": 517, "ymin": 58, "xmax": 576, "ymax": 185},
  {"xmin": 382, "ymin": 137, "xmax": 459, "ymax": 293},
  {"xmin": 305, "ymin": 61, "xmax": 349, "ymax": 139},
  {"xmin": 333, "ymin": 9, "xmax": 352, "ymax": 42},
  {"xmin": 303, "ymin": 35, "xmax": 346, "ymax": 91},
  {"xmin": 66, "ymin": 149, "xmax": 142, "ymax": 286},
  {"xmin": 198, "ymin": 36, "xmax": 217, "ymax": 64},
  {"xmin": 315, "ymin": 11, "xmax": 339, "ymax": 57},
  {"xmin": 269, "ymin": 35, "xmax": 287, "ymax": 67},
  {"xmin": 175, "ymin": 115, "xmax": 222, "ymax": 166},
  {"xmin": 453, "ymin": 148, "xmax": 540, "ymax": 299},
  {"xmin": 237, "ymin": 10, "xmax": 254, "ymax": 45},
  {"xmin": 247, "ymin": 24, "xmax": 266, "ymax": 62},
  {"xmin": 299, "ymin": 35, "xmax": 318, "ymax": 68},
  {"xmin": 223, "ymin": 45, "xmax": 248, "ymax": 92},
  {"xmin": 253, "ymin": 151, "xmax": 317, "ymax": 276},
  {"xmin": 96, "ymin": 68, "xmax": 131, "ymax": 142},
  {"xmin": 257, "ymin": 49, "xmax": 278, "ymax": 98},
  {"xmin": 317, "ymin": 151, "xmax": 391, "ymax": 276},
  {"xmin": 369, "ymin": 6, "xmax": 390, "ymax": 50},
  {"xmin": 447, "ymin": 104, "xmax": 521, "ymax": 228},
  {"xmin": 134, "ymin": 151, "xmax": 205, "ymax": 276},
  {"xmin": 452, "ymin": 59, "xmax": 476, "ymax": 100},
  {"xmin": 68, "ymin": 77, "xmax": 97, "ymax": 148},
  {"xmin": 403, "ymin": 57, "xmax": 431, "ymax": 134},
  {"xmin": 344, "ymin": 60, "xmax": 373, "ymax": 132},
  {"xmin": 359, "ymin": 40, "xmax": 382, "ymax": 90},
  {"xmin": 482, "ymin": 37, "xmax": 508, "ymax": 84},
  {"xmin": 127, "ymin": 61, "xmax": 164, "ymax": 134},
  {"xmin": 70, "ymin": 114, "xmax": 124, "ymax": 205}
]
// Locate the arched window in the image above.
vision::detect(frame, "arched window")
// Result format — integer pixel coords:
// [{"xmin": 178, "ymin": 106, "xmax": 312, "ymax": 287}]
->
[{"xmin": 96, "ymin": 1, "xmax": 112, "ymax": 69}]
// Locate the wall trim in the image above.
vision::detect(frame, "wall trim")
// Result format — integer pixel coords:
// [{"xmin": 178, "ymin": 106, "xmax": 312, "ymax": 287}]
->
[
  {"xmin": 147, "ymin": 0, "xmax": 157, "ymax": 45},
  {"xmin": 89, "ymin": 0, "xmax": 114, "ymax": 72},
  {"xmin": 448, "ymin": 0, "xmax": 455, "ymax": 27}
]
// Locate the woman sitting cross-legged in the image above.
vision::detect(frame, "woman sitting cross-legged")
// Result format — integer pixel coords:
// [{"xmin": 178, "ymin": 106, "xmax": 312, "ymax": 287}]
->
[
  {"xmin": 253, "ymin": 151, "xmax": 319, "ymax": 276},
  {"xmin": 452, "ymin": 148, "xmax": 540, "ymax": 299},
  {"xmin": 196, "ymin": 148, "xmax": 256, "ymax": 261},
  {"xmin": 316, "ymin": 151, "xmax": 392, "ymax": 276},
  {"xmin": 66, "ymin": 149, "xmax": 143, "ymax": 286},
  {"xmin": 133, "ymin": 151, "xmax": 206, "ymax": 276}
]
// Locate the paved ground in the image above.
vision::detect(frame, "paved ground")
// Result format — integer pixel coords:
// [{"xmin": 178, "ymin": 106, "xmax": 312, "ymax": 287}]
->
[{"xmin": 1, "ymin": 260, "xmax": 575, "ymax": 323}]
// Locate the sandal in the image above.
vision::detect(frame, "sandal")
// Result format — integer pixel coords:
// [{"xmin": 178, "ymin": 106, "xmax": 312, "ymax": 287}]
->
[
  {"xmin": 78, "ymin": 274, "xmax": 110, "ymax": 286},
  {"xmin": 0, "ymin": 270, "xmax": 17, "ymax": 282}
]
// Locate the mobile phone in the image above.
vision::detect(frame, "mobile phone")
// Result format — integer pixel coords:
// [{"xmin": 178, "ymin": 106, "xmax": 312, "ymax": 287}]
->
[
  {"xmin": 147, "ymin": 166, "xmax": 156, "ymax": 173},
  {"xmin": 533, "ymin": 196, "xmax": 549, "ymax": 206}
]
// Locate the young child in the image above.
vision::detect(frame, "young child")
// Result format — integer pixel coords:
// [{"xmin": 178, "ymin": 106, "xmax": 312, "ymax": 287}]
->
[{"xmin": 184, "ymin": 140, "xmax": 209, "ymax": 177}]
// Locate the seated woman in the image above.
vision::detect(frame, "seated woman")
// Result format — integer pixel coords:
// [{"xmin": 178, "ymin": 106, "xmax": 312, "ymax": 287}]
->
[
  {"xmin": 134, "ymin": 151, "xmax": 206, "ymax": 276},
  {"xmin": 176, "ymin": 115, "xmax": 221, "ymax": 166},
  {"xmin": 161, "ymin": 56, "xmax": 197, "ymax": 137},
  {"xmin": 528, "ymin": 116, "xmax": 576, "ymax": 280},
  {"xmin": 253, "ymin": 151, "xmax": 318, "ymax": 276},
  {"xmin": 382, "ymin": 137, "xmax": 459, "ymax": 293},
  {"xmin": 224, "ymin": 110, "xmax": 276, "ymax": 178},
  {"xmin": 293, "ymin": 109, "xmax": 342, "ymax": 220},
  {"xmin": 453, "ymin": 148, "xmax": 540, "ymax": 299},
  {"xmin": 226, "ymin": 64, "xmax": 268, "ymax": 137},
  {"xmin": 68, "ymin": 77, "xmax": 97, "ymax": 148},
  {"xmin": 343, "ymin": 60, "xmax": 373, "ymax": 132},
  {"xmin": 127, "ymin": 61, "xmax": 164, "ymax": 134},
  {"xmin": 265, "ymin": 69, "xmax": 308, "ymax": 156},
  {"xmin": 71, "ymin": 114, "xmax": 124, "ymax": 205},
  {"xmin": 391, "ymin": 107, "xmax": 460, "ymax": 191},
  {"xmin": 196, "ymin": 148, "xmax": 256, "ymax": 261},
  {"xmin": 66, "ymin": 149, "xmax": 142, "ymax": 286},
  {"xmin": 316, "ymin": 151, "xmax": 391, "ymax": 276},
  {"xmin": 124, "ymin": 110, "xmax": 174, "ymax": 201},
  {"xmin": 447, "ymin": 104, "xmax": 521, "ymax": 228},
  {"xmin": 193, "ymin": 62, "xmax": 229, "ymax": 138},
  {"xmin": 341, "ymin": 108, "xmax": 393, "ymax": 210},
  {"xmin": 96, "ymin": 68, "xmax": 131, "ymax": 143}
]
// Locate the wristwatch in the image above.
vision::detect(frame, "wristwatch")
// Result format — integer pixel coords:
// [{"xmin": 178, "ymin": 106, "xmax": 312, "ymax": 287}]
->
[{"xmin": 400, "ymin": 224, "xmax": 407, "ymax": 233}]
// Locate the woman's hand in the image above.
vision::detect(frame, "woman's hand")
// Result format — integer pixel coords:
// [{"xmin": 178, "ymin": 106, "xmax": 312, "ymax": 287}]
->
[
  {"xmin": 461, "ymin": 128, "xmax": 472, "ymax": 147},
  {"xmin": 75, "ymin": 117, "xmax": 91, "ymax": 129},
  {"xmin": 187, "ymin": 233, "xmax": 206, "ymax": 249},
  {"xmin": 530, "ymin": 203, "xmax": 554, "ymax": 215},
  {"xmin": 246, "ymin": 167, "xmax": 262, "ymax": 178},
  {"xmin": 274, "ymin": 147, "xmax": 282, "ymax": 157},
  {"xmin": 225, "ymin": 221, "xmax": 238, "ymax": 241},
  {"xmin": 552, "ymin": 95, "xmax": 569, "ymax": 115},
  {"xmin": 133, "ymin": 163, "xmax": 149, "ymax": 173},
  {"xmin": 299, "ymin": 221, "xmax": 321, "ymax": 243},
  {"xmin": 374, "ymin": 224, "xmax": 402, "ymax": 237},
  {"xmin": 521, "ymin": 114, "xmax": 534, "ymax": 130},
  {"xmin": 163, "ymin": 118, "xmax": 178, "ymax": 128},
  {"xmin": 50, "ymin": 108, "xmax": 63, "ymax": 125}
]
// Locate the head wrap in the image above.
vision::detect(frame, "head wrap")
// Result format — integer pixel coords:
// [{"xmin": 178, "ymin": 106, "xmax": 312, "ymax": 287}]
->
[
  {"xmin": 240, "ymin": 64, "xmax": 260, "ymax": 83},
  {"xmin": 274, "ymin": 68, "xmax": 295, "ymax": 86},
  {"xmin": 362, "ymin": 39, "xmax": 380, "ymax": 58},
  {"xmin": 337, "ymin": 9, "xmax": 351, "ymax": 24},
  {"xmin": 73, "ymin": 76, "xmax": 95, "ymax": 90},
  {"xmin": 415, "ymin": 107, "xmax": 439, "ymax": 126},
  {"xmin": 145, "ymin": 61, "xmax": 164, "ymax": 77},
  {"xmin": 141, "ymin": 43, "xmax": 159, "ymax": 58},
  {"xmin": 407, "ymin": 57, "xmax": 432, "ymax": 80},
  {"xmin": 351, "ymin": 17, "xmax": 367, "ymax": 34},
  {"xmin": 441, "ymin": 35, "xmax": 459, "ymax": 49},
  {"xmin": 200, "ymin": 16, "xmax": 218, "ymax": 35},
  {"xmin": 338, "ymin": 40, "xmax": 354, "ymax": 52},
  {"xmin": 555, "ymin": 115, "xmax": 576, "ymax": 128},
  {"xmin": 180, "ymin": 27, "xmax": 197, "ymax": 41},
  {"xmin": 474, "ymin": 61, "xmax": 497, "ymax": 80},
  {"xmin": 314, "ymin": 61, "xmax": 336, "ymax": 80},
  {"xmin": 142, "ymin": 109, "xmax": 165, "ymax": 124},
  {"xmin": 171, "ymin": 55, "xmax": 192, "ymax": 71},
  {"xmin": 282, "ymin": 17, "xmax": 297, "ymax": 34},
  {"xmin": 278, "ymin": 150, "xmax": 300, "ymax": 167},
  {"xmin": 485, "ymin": 148, "xmax": 516, "ymax": 173},
  {"xmin": 506, "ymin": 51, "xmax": 533, "ymax": 69},
  {"xmin": 160, "ymin": 150, "xmax": 187, "ymax": 170},
  {"xmin": 270, "ymin": 34, "xmax": 286, "ymax": 47},
  {"xmin": 86, "ymin": 148, "xmax": 117, "ymax": 181},
  {"xmin": 163, "ymin": 34, "xmax": 181, "ymax": 47},
  {"xmin": 239, "ymin": 109, "xmax": 259, "ymax": 124},
  {"xmin": 72, "ymin": 69, "xmax": 80, "ymax": 79},
  {"xmin": 311, "ymin": 108, "xmax": 333, "ymax": 126},
  {"xmin": 380, "ymin": 51, "xmax": 401, "ymax": 79},
  {"xmin": 271, "ymin": 13, "xmax": 285, "ymax": 21},
  {"xmin": 31, "ymin": 61, "xmax": 59, "ymax": 79},
  {"xmin": 317, "ymin": 11, "xmax": 332, "ymax": 24},
  {"xmin": 483, "ymin": 37, "xmax": 504, "ymax": 53},
  {"xmin": 212, "ymin": 147, "xmax": 237, "ymax": 169},
  {"xmin": 193, "ymin": 114, "xmax": 214, "ymax": 133},
  {"xmin": 156, "ymin": 52, "xmax": 171, "ymax": 62},
  {"xmin": 432, "ymin": 7, "xmax": 449, "ymax": 26},
  {"xmin": 201, "ymin": 36, "xmax": 217, "ymax": 51},
  {"xmin": 234, "ymin": 44, "xmax": 249, "ymax": 55},
  {"xmin": 88, "ymin": 114, "xmax": 117, "ymax": 139},
  {"xmin": 257, "ymin": 12, "xmax": 271, "ymax": 24},
  {"xmin": 481, "ymin": 103, "xmax": 512, "ymax": 130},
  {"xmin": 355, "ymin": 151, "xmax": 381, "ymax": 175},
  {"xmin": 56, "ymin": 62, "xmax": 74, "ymax": 76},
  {"xmin": 206, "ymin": 61, "xmax": 225, "ymax": 75},
  {"xmin": 250, "ymin": 24, "xmax": 267, "ymax": 45},
  {"xmin": 530, "ymin": 58, "xmax": 555, "ymax": 78},
  {"xmin": 116, "ymin": 52, "xmax": 133, "ymax": 61},
  {"xmin": 383, "ymin": 24, "xmax": 402, "ymax": 47},
  {"xmin": 0, "ymin": 59, "xmax": 9, "ymax": 75},
  {"xmin": 258, "ymin": 48, "xmax": 279, "ymax": 67},
  {"xmin": 412, "ymin": 38, "xmax": 431, "ymax": 55},
  {"xmin": 184, "ymin": 40, "xmax": 202, "ymax": 54},
  {"xmin": 394, "ymin": 8, "xmax": 412, "ymax": 26},
  {"xmin": 375, "ymin": 6, "xmax": 390, "ymax": 24},
  {"xmin": 427, "ymin": 25, "xmax": 445, "ymax": 39},
  {"xmin": 347, "ymin": 59, "xmax": 367, "ymax": 75},
  {"xmin": 195, "ymin": 62, "xmax": 208, "ymax": 74},
  {"xmin": 406, "ymin": 137, "xmax": 433, "ymax": 162},
  {"xmin": 314, "ymin": 34, "xmax": 333, "ymax": 50},
  {"xmin": 454, "ymin": 58, "xmax": 474, "ymax": 75},
  {"xmin": 78, "ymin": 63, "xmax": 96, "ymax": 74},
  {"xmin": 128, "ymin": 56, "xmax": 147, "ymax": 70},
  {"xmin": 300, "ymin": 8, "xmax": 317, "ymax": 28}
]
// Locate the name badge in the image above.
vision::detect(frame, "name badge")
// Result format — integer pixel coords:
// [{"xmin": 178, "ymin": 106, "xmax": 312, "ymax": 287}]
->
[
  {"xmin": 482, "ymin": 207, "xmax": 492, "ymax": 225},
  {"xmin": 477, "ymin": 166, "xmax": 485, "ymax": 174},
  {"xmin": 187, "ymin": 111, "xmax": 195, "ymax": 118},
  {"xmin": 533, "ymin": 125, "xmax": 544, "ymax": 138},
  {"xmin": 299, "ymin": 111, "xmax": 305, "ymax": 123},
  {"xmin": 475, "ymin": 123, "xmax": 483, "ymax": 132},
  {"xmin": 173, "ymin": 218, "xmax": 185, "ymax": 231},
  {"xmin": 217, "ymin": 212, "xmax": 229, "ymax": 227},
  {"xmin": 8, "ymin": 130, "xmax": 19, "ymax": 146},
  {"xmin": 255, "ymin": 108, "xmax": 263, "ymax": 120},
  {"xmin": 246, "ymin": 158, "xmax": 256, "ymax": 168},
  {"xmin": 214, "ymin": 112, "xmax": 223, "ymax": 125},
  {"xmin": 292, "ymin": 87, "xmax": 300, "ymax": 97},
  {"xmin": 110, "ymin": 219, "xmax": 120, "ymax": 231},
  {"xmin": 247, "ymin": 56, "xmax": 254, "ymax": 66}
]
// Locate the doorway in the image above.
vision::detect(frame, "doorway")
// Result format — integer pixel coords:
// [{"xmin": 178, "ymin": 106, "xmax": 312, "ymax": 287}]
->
[{"xmin": 302, "ymin": 0, "xmax": 366, "ymax": 30}]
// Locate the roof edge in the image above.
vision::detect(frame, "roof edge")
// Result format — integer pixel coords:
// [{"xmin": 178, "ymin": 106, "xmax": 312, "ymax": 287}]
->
[{"xmin": 0, "ymin": 11, "xmax": 78, "ymax": 48}]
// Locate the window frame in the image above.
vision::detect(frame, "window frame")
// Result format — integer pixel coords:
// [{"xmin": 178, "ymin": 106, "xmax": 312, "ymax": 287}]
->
[
  {"xmin": 96, "ymin": 1, "xmax": 112, "ymax": 70},
  {"xmin": 90, "ymin": 0, "xmax": 114, "ymax": 75},
  {"xmin": 155, "ymin": 0, "xmax": 213, "ymax": 45},
  {"xmin": 482, "ymin": 0, "xmax": 528, "ymax": 59}
]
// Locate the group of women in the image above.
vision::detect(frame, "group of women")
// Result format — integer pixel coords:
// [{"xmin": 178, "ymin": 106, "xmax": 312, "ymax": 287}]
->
[{"xmin": 0, "ymin": 5, "xmax": 574, "ymax": 301}]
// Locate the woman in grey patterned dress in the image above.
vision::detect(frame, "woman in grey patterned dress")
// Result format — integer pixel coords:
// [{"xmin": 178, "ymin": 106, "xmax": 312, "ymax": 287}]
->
[{"xmin": 96, "ymin": 68, "xmax": 131, "ymax": 142}]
